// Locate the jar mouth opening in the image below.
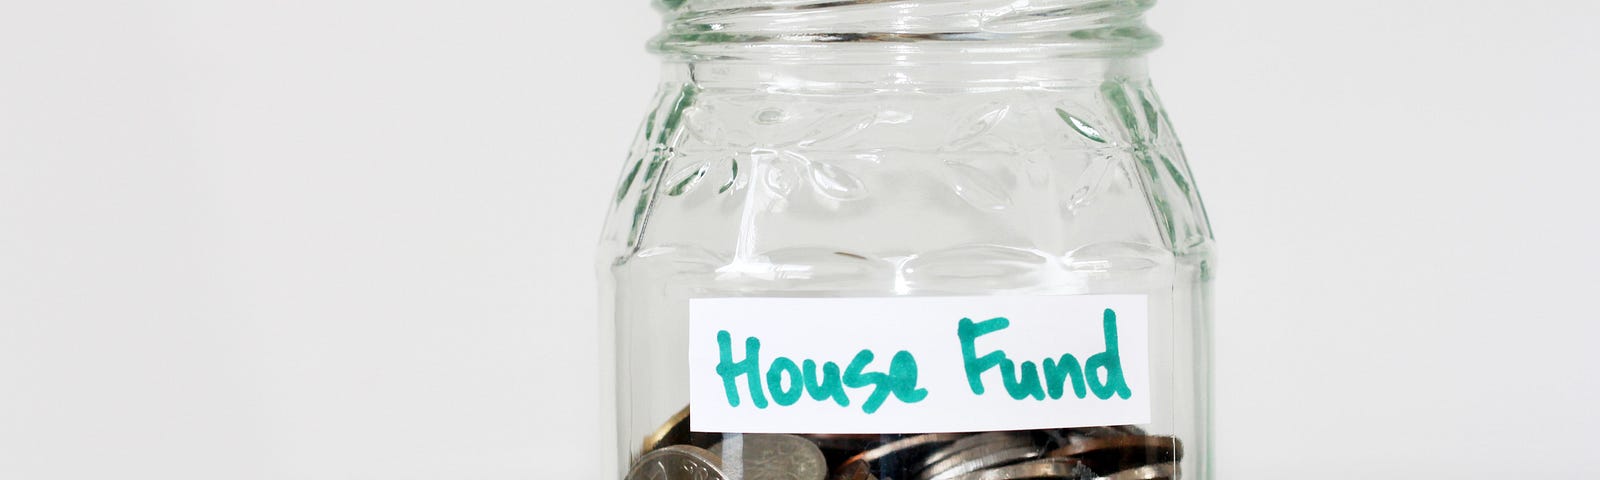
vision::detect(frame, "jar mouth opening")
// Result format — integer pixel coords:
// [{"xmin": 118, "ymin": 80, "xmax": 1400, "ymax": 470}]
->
[{"xmin": 651, "ymin": 0, "xmax": 1162, "ymax": 60}]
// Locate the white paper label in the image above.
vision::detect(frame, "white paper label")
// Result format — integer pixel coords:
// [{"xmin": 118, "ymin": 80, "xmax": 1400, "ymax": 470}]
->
[{"xmin": 688, "ymin": 295, "xmax": 1150, "ymax": 434}]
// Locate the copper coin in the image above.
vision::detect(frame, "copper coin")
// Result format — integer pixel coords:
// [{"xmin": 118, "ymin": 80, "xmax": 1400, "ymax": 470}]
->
[
  {"xmin": 1045, "ymin": 436, "xmax": 1181, "ymax": 474},
  {"xmin": 834, "ymin": 433, "xmax": 966, "ymax": 480},
  {"xmin": 833, "ymin": 460, "xmax": 880, "ymax": 480},
  {"xmin": 1043, "ymin": 425, "xmax": 1145, "ymax": 449}
]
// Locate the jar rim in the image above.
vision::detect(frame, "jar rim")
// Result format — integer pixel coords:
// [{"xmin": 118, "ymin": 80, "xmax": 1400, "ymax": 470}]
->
[{"xmin": 651, "ymin": 0, "xmax": 1163, "ymax": 60}]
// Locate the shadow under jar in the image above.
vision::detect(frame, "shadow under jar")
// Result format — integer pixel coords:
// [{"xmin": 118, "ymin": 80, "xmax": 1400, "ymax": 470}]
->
[{"xmin": 599, "ymin": 1, "xmax": 1214, "ymax": 479}]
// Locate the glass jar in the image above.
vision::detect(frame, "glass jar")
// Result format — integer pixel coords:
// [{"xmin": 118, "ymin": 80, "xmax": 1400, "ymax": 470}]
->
[{"xmin": 599, "ymin": 1, "xmax": 1214, "ymax": 479}]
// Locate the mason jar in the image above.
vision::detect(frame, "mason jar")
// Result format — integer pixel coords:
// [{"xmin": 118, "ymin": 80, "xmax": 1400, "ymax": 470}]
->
[{"xmin": 599, "ymin": 1, "xmax": 1214, "ymax": 479}]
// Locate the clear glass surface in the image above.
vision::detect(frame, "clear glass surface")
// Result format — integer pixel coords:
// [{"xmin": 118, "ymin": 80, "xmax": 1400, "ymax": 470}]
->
[{"xmin": 601, "ymin": 1, "xmax": 1213, "ymax": 479}]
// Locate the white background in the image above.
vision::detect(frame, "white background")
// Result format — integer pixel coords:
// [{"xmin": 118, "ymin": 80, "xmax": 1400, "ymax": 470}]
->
[{"xmin": 2, "ymin": 1, "xmax": 1598, "ymax": 479}]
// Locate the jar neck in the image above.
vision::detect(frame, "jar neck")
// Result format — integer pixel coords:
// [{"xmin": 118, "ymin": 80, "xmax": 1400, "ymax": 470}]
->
[
  {"xmin": 651, "ymin": 0, "xmax": 1162, "ymax": 62},
  {"xmin": 664, "ymin": 57, "xmax": 1149, "ymax": 93}
]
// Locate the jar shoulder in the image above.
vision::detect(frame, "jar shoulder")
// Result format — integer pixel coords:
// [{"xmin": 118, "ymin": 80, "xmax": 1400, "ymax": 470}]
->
[{"xmin": 599, "ymin": 80, "xmax": 1213, "ymax": 272}]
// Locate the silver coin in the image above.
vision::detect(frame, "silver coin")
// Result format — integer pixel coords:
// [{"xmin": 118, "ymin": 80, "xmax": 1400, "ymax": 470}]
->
[
  {"xmin": 627, "ymin": 445, "xmax": 727, "ymax": 480},
  {"xmin": 712, "ymin": 434, "xmax": 828, "ymax": 480},
  {"xmin": 947, "ymin": 458, "xmax": 1088, "ymax": 480},
  {"xmin": 919, "ymin": 444, "xmax": 1043, "ymax": 480},
  {"xmin": 1094, "ymin": 462, "xmax": 1177, "ymax": 480},
  {"xmin": 920, "ymin": 432, "xmax": 1032, "ymax": 470}
]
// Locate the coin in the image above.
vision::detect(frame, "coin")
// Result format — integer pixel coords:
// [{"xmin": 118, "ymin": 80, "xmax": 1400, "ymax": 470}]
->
[
  {"xmin": 1094, "ymin": 462, "xmax": 1177, "ymax": 480},
  {"xmin": 1044, "ymin": 436, "xmax": 1181, "ymax": 474},
  {"xmin": 801, "ymin": 433, "xmax": 887, "ymax": 451},
  {"xmin": 843, "ymin": 433, "xmax": 967, "ymax": 466},
  {"xmin": 642, "ymin": 406, "xmax": 693, "ymax": 453},
  {"xmin": 947, "ymin": 457, "xmax": 1088, "ymax": 480},
  {"xmin": 919, "ymin": 443, "xmax": 1044, "ymax": 480},
  {"xmin": 919, "ymin": 432, "xmax": 1032, "ymax": 471},
  {"xmin": 834, "ymin": 433, "xmax": 966, "ymax": 480},
  {"xmin": 712, "ymin": 434, "xmax": 829, "ymax": 480},
  {"xmin": 641, "ymin": 406, "xmax": 723, "ymax": 455},
  {"xmin": 626, "ymin": 445, "xmax": 727, "ymax": 480},
  {"xmin": 1042, "ymin": 425, "xmax": 1147, "ymax": 450},
  {"xmin": 833, "ymin": 460, "xmax": 880, "ymax": 480},
  {"xmin": 634, "ymin": 424, "xmax": 1181, "ymax": 480}
]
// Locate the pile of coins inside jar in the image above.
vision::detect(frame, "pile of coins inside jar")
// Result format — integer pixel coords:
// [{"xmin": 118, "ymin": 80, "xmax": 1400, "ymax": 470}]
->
[{"xmin": 628, "ymin": 407, "xmax": 1182, "ymax": 480}]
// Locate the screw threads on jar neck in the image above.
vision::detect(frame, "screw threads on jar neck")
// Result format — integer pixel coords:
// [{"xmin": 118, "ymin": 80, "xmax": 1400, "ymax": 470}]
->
[{"xmin": 651, "ymin": 0, "xmax": 1162, "ymax": 61}]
